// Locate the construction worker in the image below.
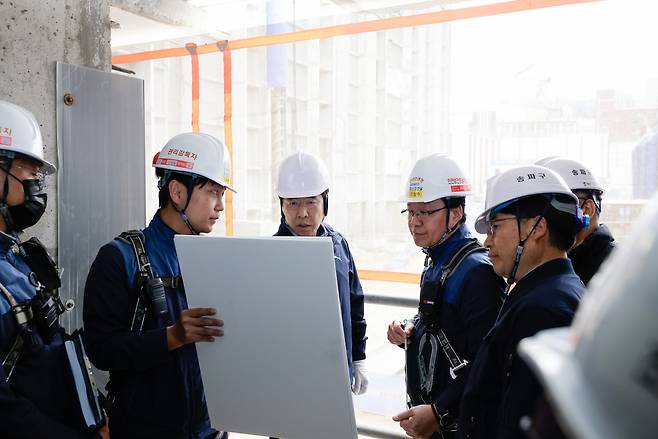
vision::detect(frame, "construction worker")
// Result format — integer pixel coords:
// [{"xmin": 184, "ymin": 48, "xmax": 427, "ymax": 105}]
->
[
  {"xmin": 274, "ymin": 151, "xmax": 367, "ymax": 394},
  {"xmin": 0, "ymin": 100, "xmax": 108, "ymax": 438},
  {"xmin": 83, "ymin": 133, "xmax": 234, "ymax": 439},
  {"xmin": 517, "ymin": 192, "xmax": 658, "ymax": 439},
  {"xmin": 537, "ymin": 157, "xmax": 615, "ymax": 286},
  {"xmin": 459, "ymin": 165, "xmax": 588, "ymax": 439},
  {"xmin": 387, "ymin": 154, "xmax": 504, "ymax": 439}
]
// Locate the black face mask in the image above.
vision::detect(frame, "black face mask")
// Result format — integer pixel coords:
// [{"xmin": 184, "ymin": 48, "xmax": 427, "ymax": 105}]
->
[{"xmin": 7, "ymin": 178, "xmax": 47, "ymax": 231}]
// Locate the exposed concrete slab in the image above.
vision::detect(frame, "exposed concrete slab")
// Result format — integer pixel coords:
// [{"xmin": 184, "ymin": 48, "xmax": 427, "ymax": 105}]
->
[
  {"xmin": 112, "ymin": 0, "xmax": 218, "ymax": 30},
  {"xmin": 0, "ymin": 0, "xmax": 110, "ymax": 252}
]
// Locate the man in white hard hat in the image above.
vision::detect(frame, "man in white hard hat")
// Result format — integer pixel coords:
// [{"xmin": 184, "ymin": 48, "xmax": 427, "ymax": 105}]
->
[
  {"xmin": 517, "ymin": 192, "xmax": 658, "ymax": 439},
  {"xmin": 84, "ymin": 133, "xmax": 235, "ymax": 439},
  {"xmin": 386, "ymin": 154, "xmax": 504, "ymax": 439},
  {"xmin": 537, "ymin": 157, "xmax": 615, "ymax": 286},
  {"xmin": 459, "ymin": 165, "xmax": 588, "ymax": 439},
  {"xmin": 274, "ymin": 151, "xmax": 367, "ymax": 394},
  {"xmin": 0, "ymin": 100, "xmax": 108, "ymax": 438}
]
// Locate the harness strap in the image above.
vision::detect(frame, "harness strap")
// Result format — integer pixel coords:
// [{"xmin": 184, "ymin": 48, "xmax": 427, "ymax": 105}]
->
[
  {"xmin": 0, "ymin": 279, "xmax": 32, "ymax": 381},
  {"xmin": 422, "ymin": 239, "xmax": 485, "ymax": 382},
  {"xmin": 2, "ymin": 332, "xmax": 24, "ymax": 382},
  {"xmin": 119, "ymin": 231, "xmax": 152, "ymax": 333}
]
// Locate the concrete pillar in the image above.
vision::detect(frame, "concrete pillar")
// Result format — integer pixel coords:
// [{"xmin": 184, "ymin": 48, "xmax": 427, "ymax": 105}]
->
[{"xmin": 0, "ymin": 0, "xmax": 111, "ymax": 252}]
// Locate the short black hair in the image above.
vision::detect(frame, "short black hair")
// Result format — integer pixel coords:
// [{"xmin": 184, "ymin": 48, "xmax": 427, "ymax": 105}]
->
[
  {"xmin": 156, "ymin": 169, "xmax": 210, "ymax": 208},
  {"xmin": 498, "ymin": 194, "xmax": 577, "ymax": 251},
  {"xmin": 444, "ymin": 196, "xmax": 467, "ymax": 225}
]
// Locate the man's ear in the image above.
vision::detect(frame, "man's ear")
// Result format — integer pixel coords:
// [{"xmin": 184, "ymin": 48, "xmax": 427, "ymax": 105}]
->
[
  {"xmin": 168, "ymin": 179, "xmax": 186, "ymax": 209},
  {"xmin": 582, "ymin": 198, "xmax": 597, "ymax": 218},
  {"xmin": 523, "ymin": 216, "xmax": 548, "ymax": 243},
  {"xmin": 449, "ymin": 204, "xmax": 464, "ymax": 228}
]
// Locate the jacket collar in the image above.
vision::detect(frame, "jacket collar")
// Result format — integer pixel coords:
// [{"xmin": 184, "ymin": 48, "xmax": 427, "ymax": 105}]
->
[
  {"xmin": 509, "ymin": 257, "xmax": 575, "ymax": 299},
  {"xmin": 147, "ymin": 210, "xmax": 178, "ymax": 249},
  {"xmin": 569, "ymin": 223, "xmax": 614, "ymax": 259},
  {"xmin": 276, "ymin": 221, "xmax": 329, "ymax": 237},
  {"xmin": 424, "ymin": 225, "xmax": 473, "ymax": 267}
]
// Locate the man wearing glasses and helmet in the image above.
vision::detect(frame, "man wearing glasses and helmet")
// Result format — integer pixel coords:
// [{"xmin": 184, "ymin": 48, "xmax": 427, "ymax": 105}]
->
[
  {"xmin": 387, "ymin": 154, "xmax": 504, "ymax": 439},
  {"xmin": 459, "ymin": 164, "xmax": 588, "ymax": 439}
]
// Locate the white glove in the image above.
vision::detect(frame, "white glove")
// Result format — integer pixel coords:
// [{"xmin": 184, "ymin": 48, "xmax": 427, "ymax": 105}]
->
[{"xmin": 351, "ymin": 360, "xmax": 368, "ymax": 395}]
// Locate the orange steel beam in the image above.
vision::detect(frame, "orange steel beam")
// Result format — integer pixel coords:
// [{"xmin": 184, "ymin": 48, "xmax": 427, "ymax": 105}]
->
[
  {"xmin": 222, "ymin": 42, "xmax": 235, "ymax": 236},
  {"xmin": 358, "ymin": 270, "xmax": 421, "ymax": 284},
  {"xmin": 112, "ymin": 0, "xmax": 600, "ymax": 64},
  {"xmin": 186, "ymin": 43, "xmax": 200, "ymax": 133}
]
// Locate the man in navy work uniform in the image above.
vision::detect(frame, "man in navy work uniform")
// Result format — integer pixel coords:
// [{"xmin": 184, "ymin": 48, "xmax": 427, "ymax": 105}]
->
[
  {"xmin": 518, "ymin": 192, "xmax": 658, "ymax": 439},
  {"xmin": 0, "ymin": 100, "xmax": 108, "ymax": 438},
  {"xmin": 459, "ymin": 165, "xmax": 588, "ymax": 439},
  {"xmin": 387, "ymin": 154, "xmax": 504, "ymax": 439},
  {"xmin": 537, "ymin": 157, "xmax": 615, "ymax": 286},
  {"xmin": 83, "ymin": 133, "xmax": 234, "ymax": 439},
  {"xmin": 274, "ymin": 151, "xmax": 368, "ymax": 394}
]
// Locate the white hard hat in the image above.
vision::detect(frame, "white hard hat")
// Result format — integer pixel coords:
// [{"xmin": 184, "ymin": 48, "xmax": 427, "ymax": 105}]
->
[
  {"xmin": 518, "ymin": 191, "xmax": 658, "ymax": 439},
  {"xmin": 153, "ymin": 132, "xmax": 235, "ymax": 193},
  {"xmin": 474, "ymin": 165, "xmax": 578, "ymax": 234},
  {"xmin": 534, "ymin": 156, "xmax": 560, "ymax": 166},
  {"xmin": 0, "ymin": 100, "xmax": 56, "ymax": 174},
  {"xmin": 404, "ymin": 154, "xmax": 472, "ymax": 203},
  {"xmin": 276, "ymin": 151, "xmax": 330, "ymax": 198},
  {"xmin": 536, "ymin": 157, "xmax": 603, "ymax": 192}
]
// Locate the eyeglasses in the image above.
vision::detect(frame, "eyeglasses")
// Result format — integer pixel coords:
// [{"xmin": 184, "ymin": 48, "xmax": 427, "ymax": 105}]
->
[
  {"xmin": 14, "ymin": 164, "xmax": 44, "ymax": 177},
  {"xmin": 1, "ymin": 164, "xmax": 45, "ymax": 186},
  {"xmin": 401, "ymin": 206, "xmax": 447, "ymax": 220},
  {"xmin": 577, "ymin": 195, "xmax": 601, "ymax": 214},
  {"xmin": 282, "ymin": 198, "xmax": 322, "ymax": 210},
  {"xmin": 486, "ymin": 216, "xmax": 516, "ymax": 237}
]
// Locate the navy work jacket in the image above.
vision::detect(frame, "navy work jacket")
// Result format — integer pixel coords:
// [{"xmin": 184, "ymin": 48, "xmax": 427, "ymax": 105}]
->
[
  {"xmin": 459, "ymin": 258, "xmax": 584, "ymax": 439},
  {"xmin": 0, "ymin": 232, "xmax": 90, "ymax": 438},
  {"xmin": 568, "ymin": 223, "xmax": 615, "ymax": 286},
  {"xmin": 83, "ymin": 213, "xmax": 219, "ymax": 439},
  {"xmin": 405, "ymin": 226, "xmax": 504, "ymax": 432},
  {"xmin": 274, "ymin": 221, "xmax": 367, "ymax": 377}
]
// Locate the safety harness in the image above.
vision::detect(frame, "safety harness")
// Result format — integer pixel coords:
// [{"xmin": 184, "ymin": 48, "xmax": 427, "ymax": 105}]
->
[
  {"xmin": 0, "ymin": 243, "xmax": 105, "ymax": 431},
  {"xmin": 414, "ymin": 239, "xmax": 485, "ymax": 399},
  {"xmin": 117, "ymin": 230, "xmax": 180, "ymax": 332},
  {"xmin": 1, "ymin": 236, "xmax": 65, "ymax": 381},
  {"xmin": 0, "ymin": 279, "xmax": 32, "ymax": 381},
  {"xmin": 105, "ymin": 230, "xmax": 181, "ymax": 410}
]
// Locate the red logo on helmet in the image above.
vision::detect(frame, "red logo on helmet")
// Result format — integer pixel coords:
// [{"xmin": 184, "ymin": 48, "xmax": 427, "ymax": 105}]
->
[
  {"xmin": 450, "ymin": 184, "xmax": 471, "ymax": 193},
  {"xmin": 155, "ymin": 157, "xmax": 194, "ymax": 170}
]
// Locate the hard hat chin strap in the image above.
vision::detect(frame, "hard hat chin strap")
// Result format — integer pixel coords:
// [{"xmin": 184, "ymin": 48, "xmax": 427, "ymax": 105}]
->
[
  {"xmin": 435, "ymin": 200, "xmax": 461, "ymax": 247},
  {"xmin": 507, "ymin": 242, "xmax": 525, "ymax": 286},
  {"xmin": 175, "ymin": 210, "xmax": 198, "ymax": 235},
  {"xmin": 172, "ymin": 175, "xmax": 200, "ymax": 235},
  {"xmin": 322, "ymin": 190, "xmax": 329, "ymax": 216},
  {"xmin": 436, "ymin": 222, "xmax": 460, "ymax": 247},
  {"xmin": 0, "ymin": 160, "xmax": 16, "ymax": 230},
  {"xmin": 508, "ymin": 207, "xmax": 545, "ymax": 285}
]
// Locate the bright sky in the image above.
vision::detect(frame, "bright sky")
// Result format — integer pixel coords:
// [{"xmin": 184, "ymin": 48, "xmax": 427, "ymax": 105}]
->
[{"xmin": 450, "ymin": 0, "xmax": 658, "ymax": 109}]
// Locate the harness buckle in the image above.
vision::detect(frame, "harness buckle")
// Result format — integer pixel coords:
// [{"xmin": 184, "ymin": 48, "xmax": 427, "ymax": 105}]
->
[{"xmin": 449, "ymin": 359, "xmax": 469, "ymax": 379}]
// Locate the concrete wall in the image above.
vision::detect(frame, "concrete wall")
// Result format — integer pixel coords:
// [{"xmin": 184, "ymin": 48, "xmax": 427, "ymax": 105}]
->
[{"xmin": 0, "ymin": 0, "xmax": 111, "ymax": 252}]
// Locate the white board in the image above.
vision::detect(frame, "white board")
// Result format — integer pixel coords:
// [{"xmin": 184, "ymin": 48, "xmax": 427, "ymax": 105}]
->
[{"xmin": 175, "ymin": 235, "xmax": 357, "ymax": 439}]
